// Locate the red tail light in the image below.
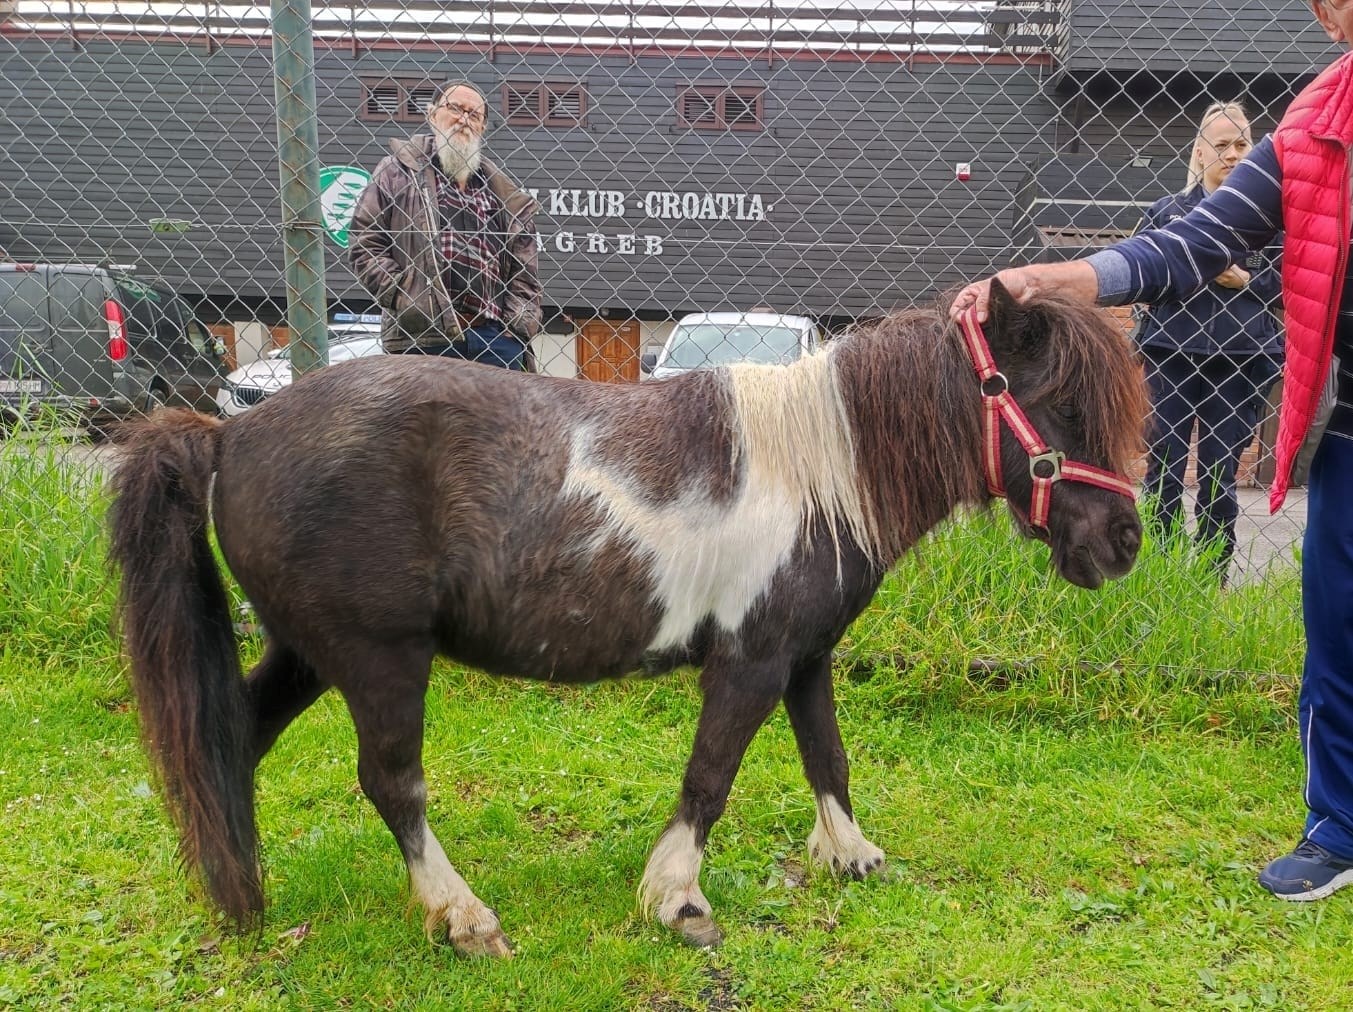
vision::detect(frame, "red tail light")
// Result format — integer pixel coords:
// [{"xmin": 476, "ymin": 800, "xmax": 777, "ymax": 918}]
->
[{"xmin": 104, "ymin": 299, "xmax": 128, "ymax": 361}]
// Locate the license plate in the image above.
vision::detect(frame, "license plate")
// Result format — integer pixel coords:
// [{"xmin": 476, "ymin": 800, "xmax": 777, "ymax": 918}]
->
[{"xmin": 0, "ymin": 379, "xmax": 44, "ymax": 394}]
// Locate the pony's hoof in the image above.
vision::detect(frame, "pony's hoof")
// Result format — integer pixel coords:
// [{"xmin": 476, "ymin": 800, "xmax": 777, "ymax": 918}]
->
[
  {"xmin": 809, "ymin": 836, "xmax": 886, "ymax": 880},
  {"xmin": 451, "ymin": 926, "xmax": 514, "ymax": 959},
  {"xmin": 843, "ymin": 854, "xmax": 885, "ymax": 880},
  {"xmin": 675, "ymin": 912, "xmax": 723, "ymax": 949}
]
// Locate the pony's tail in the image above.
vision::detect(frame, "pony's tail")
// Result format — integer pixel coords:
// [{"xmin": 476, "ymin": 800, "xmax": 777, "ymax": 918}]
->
[{"xmin": 106, "ymin": 409, "xmax": 261, "ymax": 928}]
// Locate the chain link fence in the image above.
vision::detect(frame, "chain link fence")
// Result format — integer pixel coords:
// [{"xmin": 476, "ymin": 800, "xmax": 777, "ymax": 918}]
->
[{"xmin": 0, "ymin": 2, "xmax": 1333, "ymax": 663}]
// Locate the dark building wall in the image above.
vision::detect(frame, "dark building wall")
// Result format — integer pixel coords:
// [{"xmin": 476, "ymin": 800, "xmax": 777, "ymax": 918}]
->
[
  {"xmin": 1060, "ymin": 0, "xmax": 1336, "ymax": 79},
  {"xmin": 2, "ymin": 35, "xmax": 1060, "ymax": 318},
  {"xmin": 1, "ymin": 3, "xmax": 1337, "ymax": 321}
]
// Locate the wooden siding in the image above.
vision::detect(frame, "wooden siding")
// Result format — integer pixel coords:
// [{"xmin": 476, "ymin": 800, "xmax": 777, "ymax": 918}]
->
[{"xmin": 1061, "ymin": 1, "xmax": 1334, "ymax": 79}]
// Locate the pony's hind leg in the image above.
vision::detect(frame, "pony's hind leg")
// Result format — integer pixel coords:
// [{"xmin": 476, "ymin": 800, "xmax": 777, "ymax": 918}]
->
[
  {"xmin": 336, "ymin": 642, "xmax": 512, "ymax": 958},
  {"xmin": 640, "ymin": 658, "xmax": 786, "ymax": 948},
  {"xmin": 784, "ymin": 653, "xmax": 884, "ymax": 878},
  {"xmin": 244, "ymin": 640, "xmax": 327, "ymax": 765}
]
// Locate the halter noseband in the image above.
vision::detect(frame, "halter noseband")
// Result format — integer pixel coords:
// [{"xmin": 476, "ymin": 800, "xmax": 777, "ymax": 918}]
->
[{"xmin": 957, "ymin": 308, "xmax": 1136, "ymax": 533}]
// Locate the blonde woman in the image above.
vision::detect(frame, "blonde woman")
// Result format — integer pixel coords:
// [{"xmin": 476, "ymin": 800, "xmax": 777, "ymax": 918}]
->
[{"xmin": 1130, "ymin": 101, "xmax": 1283, "ymax": 582}]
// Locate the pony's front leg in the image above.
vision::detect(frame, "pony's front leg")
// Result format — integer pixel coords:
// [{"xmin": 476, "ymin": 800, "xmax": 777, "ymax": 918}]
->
[
  {"xmin": 784, "ymin": 653, "xmax": 884, "ymax": 878},
  {"xmin": 340, "ymin": 650, "xmax": 512, "ymax": 958},
  {"xmin": 640, "ymin": 659, "xmax": 786, "ymax": 948}
]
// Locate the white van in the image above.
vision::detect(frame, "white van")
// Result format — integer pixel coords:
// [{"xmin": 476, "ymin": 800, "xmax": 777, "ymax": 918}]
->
[{"xmin": 642, "ymin": 310, "xmax": 822, "ymax": 380}]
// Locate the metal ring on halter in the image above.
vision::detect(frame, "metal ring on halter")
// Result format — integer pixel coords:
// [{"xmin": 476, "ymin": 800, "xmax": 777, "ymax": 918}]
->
[
  {"xmin": 979, "ymin": 371, "xmax": 1008, "ymax": 398},
  {"xmin": 1028, "ymin": 449, "xmax": 1065, "ymax": 482}
]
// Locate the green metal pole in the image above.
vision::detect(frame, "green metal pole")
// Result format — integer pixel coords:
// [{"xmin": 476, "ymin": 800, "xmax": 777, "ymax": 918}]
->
[{"xmin": 270, "ymin": 0, "xmax": 328, "ymax": 377}]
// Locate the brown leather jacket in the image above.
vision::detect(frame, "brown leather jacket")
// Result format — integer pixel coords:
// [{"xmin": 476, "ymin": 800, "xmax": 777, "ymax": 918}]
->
[{"xmin": 348, "ymin": 134, "xmax": 542, "ymax": 356}]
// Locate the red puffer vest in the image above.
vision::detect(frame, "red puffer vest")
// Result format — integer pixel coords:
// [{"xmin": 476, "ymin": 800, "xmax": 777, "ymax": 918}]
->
[{"xmin": 1271, "ymin": 51, "xmax": 1353, "ymax": 511}]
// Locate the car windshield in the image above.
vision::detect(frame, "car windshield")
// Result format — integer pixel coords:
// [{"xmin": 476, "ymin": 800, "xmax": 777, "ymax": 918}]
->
[{"xmin": 661, "ymin": 322, "xmax": 804, "ymax": 369}]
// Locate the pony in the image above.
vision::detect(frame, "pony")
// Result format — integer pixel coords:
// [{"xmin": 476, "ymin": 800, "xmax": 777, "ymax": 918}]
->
[{"xmin": 107, "ymin": 282, "xmax": 1147, "ymax": 956}]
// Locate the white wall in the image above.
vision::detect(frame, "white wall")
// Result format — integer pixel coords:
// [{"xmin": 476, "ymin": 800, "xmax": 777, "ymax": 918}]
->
[
  {"xmin": 641, "ymin": 320, "xmax": 674, "ymax": 360},
  {"xmin": 532, "ymin": 331, "xmax": 576, "ymax": 377},
  {"xmin": 232, "ymin": 321, "xmax": 271, "ymax": 367}
]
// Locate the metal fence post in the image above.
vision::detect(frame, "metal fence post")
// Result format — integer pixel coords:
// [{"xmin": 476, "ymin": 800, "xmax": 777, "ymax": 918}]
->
[{"xmin": 270, "ymin": 0, "xmax": 327, "ymax": 377}]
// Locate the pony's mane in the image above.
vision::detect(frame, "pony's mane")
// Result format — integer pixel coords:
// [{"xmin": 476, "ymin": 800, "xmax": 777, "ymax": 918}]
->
[
  {"xmin": 827, "ymin": 307, "xmax": 987, "ymax": 563},
  {"xmin": 724, "ymin": 353, "xmax": 877, "ymax": 568},
  {"xmin": 1013, "ymin": 294, "xmax": 1148, "ymax": 478},
  {"xmin": 723, "ymin": 295, "xmax": 1147, "ymax": 569}
]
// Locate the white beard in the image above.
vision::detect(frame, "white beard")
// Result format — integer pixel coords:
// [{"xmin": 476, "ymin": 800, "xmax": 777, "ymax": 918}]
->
[{"xmin": 436, "ymin": 130, "xmax": 483, "ymax": 186}]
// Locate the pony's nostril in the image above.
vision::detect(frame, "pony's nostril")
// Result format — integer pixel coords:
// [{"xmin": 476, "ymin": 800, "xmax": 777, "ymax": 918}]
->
[{"xmin": 1116, "ymin": 520, "xmax": 1142, "ymax": 555}]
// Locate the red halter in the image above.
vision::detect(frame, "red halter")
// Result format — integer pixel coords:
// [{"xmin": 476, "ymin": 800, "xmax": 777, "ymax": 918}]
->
[{"xmin": 956, "ymin": 308, "xmax": 1136, "ymax": 532}]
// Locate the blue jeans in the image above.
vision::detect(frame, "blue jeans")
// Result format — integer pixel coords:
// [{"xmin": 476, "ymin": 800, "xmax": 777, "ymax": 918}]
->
[
  {"xmin": 1301, "ymin": 436, "xmax": 1353, "ymax": 857},
  {"xmin": 1140, "ymin": 346, "xmax": 1278, "ymax": 575},
  {"xmin": 402, "ymin": 321, "xmax": 526, "ymax": 371}
]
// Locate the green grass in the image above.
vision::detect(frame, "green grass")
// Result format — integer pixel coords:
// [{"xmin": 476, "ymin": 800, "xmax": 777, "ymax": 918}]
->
[{"xmin": 1, "ymin": 438, "xmax": 1343, "ymax": 1010}]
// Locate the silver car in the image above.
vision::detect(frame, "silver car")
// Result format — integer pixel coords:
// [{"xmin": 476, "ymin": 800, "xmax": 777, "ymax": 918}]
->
[
  {"xmin": 642, "ymin": 311, "xmax": 822, "ymax": 380},
  {"xmin": 216, "ymin": 325, "xmax": 384, "ymax": 417}
]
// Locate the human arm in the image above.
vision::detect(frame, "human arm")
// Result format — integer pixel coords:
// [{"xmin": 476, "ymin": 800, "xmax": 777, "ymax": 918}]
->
[
  {"xmin": 1100, "ymin": 137, "xmax": 1283, "ymax": 305},
  {"xmin": 949, "ymin": 261, "xmax": 1101, "ymax": 323},
  {"xmin": 347, "ymin": 158, "xmax": 406, "ymax": 309},
  {"xmin": 500, "ymin": 204, "xmax": 542, "ymax": 340}
]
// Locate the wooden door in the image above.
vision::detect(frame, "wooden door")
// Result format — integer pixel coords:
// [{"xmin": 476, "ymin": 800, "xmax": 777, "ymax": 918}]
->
[{"xmin": 576, "ymin": 319, "xmax": 640, "ymax": 383}]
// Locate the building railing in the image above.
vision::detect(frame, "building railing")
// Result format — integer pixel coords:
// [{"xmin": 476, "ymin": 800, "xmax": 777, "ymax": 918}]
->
[{"xmin": 2, "ymin": 1, "xmax": 1064, "ymax": 58}]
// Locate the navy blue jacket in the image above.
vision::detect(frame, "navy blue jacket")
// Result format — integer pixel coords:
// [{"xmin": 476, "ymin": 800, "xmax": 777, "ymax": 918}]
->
[{"xmin": 1133, "ymin": 183, "xmax": 1284, "ymax": 358}]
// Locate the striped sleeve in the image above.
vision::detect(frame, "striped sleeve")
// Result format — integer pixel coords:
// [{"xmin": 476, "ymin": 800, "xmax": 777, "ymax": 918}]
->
[{"xmin": 1086, "ymin": 135, "xmax": 1284, "ymax": 308}]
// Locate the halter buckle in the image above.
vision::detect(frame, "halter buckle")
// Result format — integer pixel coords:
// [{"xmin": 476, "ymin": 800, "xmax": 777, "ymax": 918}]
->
[{"xmin": 1028, "ymin": 450, "xmax": 1065, "ymax": 482}]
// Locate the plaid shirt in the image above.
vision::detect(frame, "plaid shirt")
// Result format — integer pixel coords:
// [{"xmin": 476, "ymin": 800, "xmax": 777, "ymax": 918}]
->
[{"xmin": 434, "ymin": 170, "xmax": 503, "ymax": 325}]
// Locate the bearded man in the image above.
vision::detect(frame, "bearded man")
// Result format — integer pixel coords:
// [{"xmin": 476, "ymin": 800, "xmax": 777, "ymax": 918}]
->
[{"xmin": 349, "ymin": 81, "xmax": 542, "ymax": 368}]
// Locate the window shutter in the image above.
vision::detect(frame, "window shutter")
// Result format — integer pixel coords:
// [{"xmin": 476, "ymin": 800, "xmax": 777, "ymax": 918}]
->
[
  {"xmin": 547, "ymin": 88, "xmax": 582, "ymax": 122},
  {"xmin": 406, "ymin": 85, "xmax": 437, "ymax": 118},
  {"xmin": 505, "ymin": 85, "xmax": 540, "ymax": 122},
  {"xmin": 681, "ymin": 91, "xmax": 716, "ymax": 125},
  {"xmin": 366, "ymin": 84, "xmax": 400, "ymax": 117},
  {"xmin": 724, "ymin": 91, "xmax": 759, "ymax": 126}
]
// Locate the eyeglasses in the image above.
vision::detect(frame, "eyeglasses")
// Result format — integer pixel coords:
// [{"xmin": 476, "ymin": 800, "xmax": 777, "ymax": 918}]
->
[{"xmin": 434, "ymin": 101, "xmax": 485, "ymax": 123}]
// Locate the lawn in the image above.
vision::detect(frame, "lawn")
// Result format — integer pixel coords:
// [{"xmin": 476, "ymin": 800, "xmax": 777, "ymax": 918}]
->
[{"xmin": 2, "ymin": 437, "xmax": 1349, "ymax": 1010}]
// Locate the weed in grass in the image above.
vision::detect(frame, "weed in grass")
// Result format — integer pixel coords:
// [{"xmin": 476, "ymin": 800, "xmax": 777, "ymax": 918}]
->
[
  {"xmin": 841, "ymin": 504, "xmax": 1302, "ymax": 735},
  {"xmin": 0, "ymin": 426, "xmax": 117, "ymax": 667}
]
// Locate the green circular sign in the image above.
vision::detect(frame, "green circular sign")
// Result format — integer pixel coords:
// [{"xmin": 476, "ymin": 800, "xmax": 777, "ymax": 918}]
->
[{"xmin": 319, "ymin": 165, "xmax": 372, "ymax": 249}]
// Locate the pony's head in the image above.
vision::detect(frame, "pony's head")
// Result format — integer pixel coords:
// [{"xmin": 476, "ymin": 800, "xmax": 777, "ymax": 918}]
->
[{"xmin": 979, "ymin": 279, "xmax": 1149, "ymax": 589}]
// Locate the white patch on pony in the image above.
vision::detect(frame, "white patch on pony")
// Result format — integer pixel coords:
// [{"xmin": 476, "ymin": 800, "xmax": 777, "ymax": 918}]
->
[
  {"xmin": 562, "ymin": 427, "xmax": 799, "ymax": 652},
  {"xmin": 560, "ymin": 350, "xmax": 876, "ymax": 653},
  {"xmin": 638, "ymin": 820, "xmax": 711, "ymax": 925},
  {"xmin": 807, "ymin": 794, "xmax": 885, "ymax": 876},
  {"xmin": 406, "ymin": 821, "xmax": 505, "ymax": 945}
]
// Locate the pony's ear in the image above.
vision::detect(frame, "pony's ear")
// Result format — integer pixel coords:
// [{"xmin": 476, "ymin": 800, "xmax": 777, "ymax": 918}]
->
[
  {"xmin": 986, "ymin": 276, "xmax": 1020, "ymax": 329},
  {"xmin": 983, "ymin": 276, "xmax": 1028, "ymax": 354}
]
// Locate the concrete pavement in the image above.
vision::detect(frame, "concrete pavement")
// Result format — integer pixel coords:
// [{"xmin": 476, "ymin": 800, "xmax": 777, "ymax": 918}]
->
[{"xmin": 1230, "ymin": 483, "xmax": 1307, "ymax": 585}]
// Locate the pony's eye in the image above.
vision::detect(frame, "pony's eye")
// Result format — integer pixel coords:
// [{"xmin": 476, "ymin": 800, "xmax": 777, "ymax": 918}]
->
[{"xmin": 1055, "ymin": 404, "xmax": 1080, "ymax": 422}]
